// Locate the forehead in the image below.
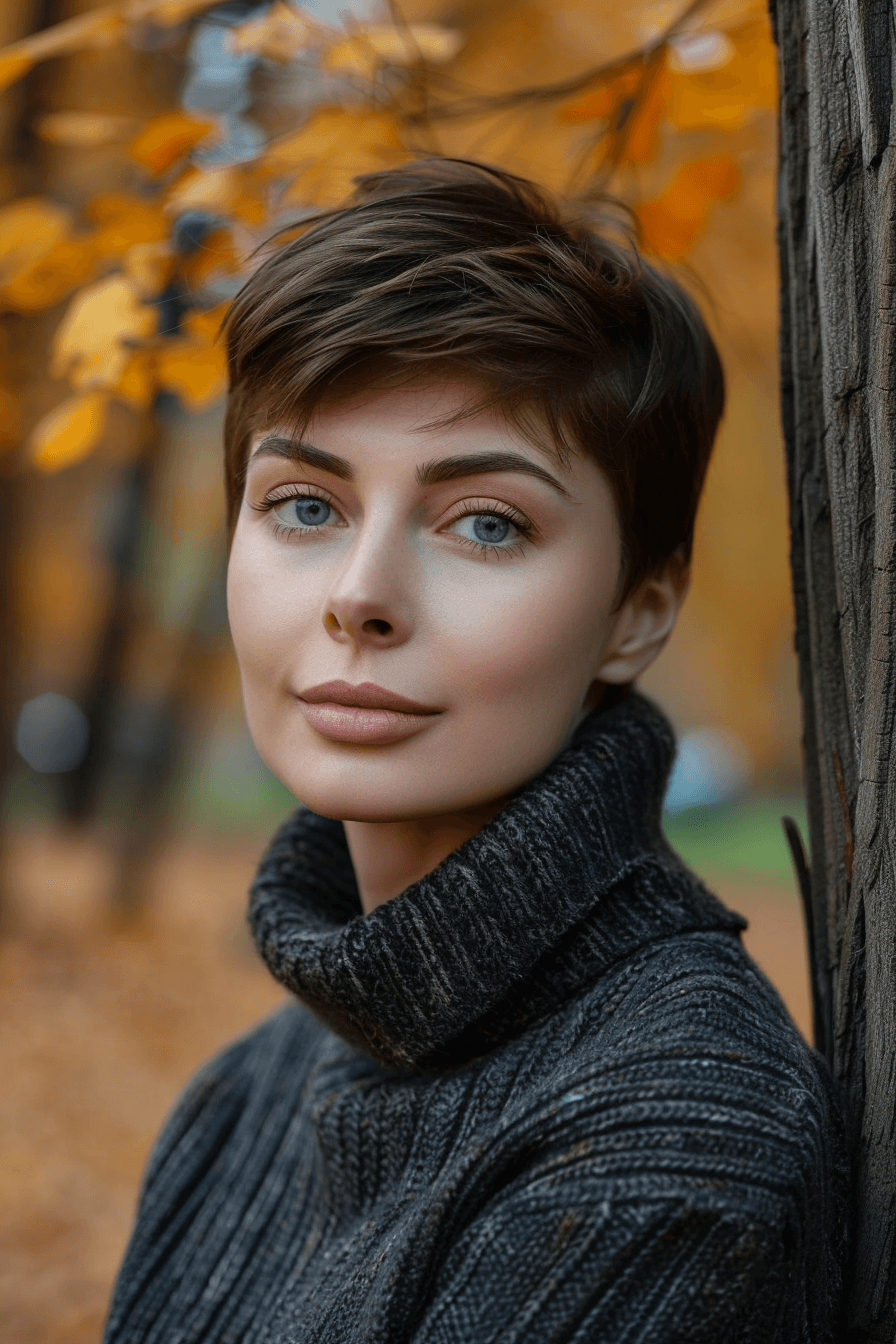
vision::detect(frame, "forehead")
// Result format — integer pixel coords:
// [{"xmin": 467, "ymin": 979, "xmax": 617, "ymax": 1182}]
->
[{"xmin": 251, "ymin": 372, "xmax": 572, "ymax": 471}]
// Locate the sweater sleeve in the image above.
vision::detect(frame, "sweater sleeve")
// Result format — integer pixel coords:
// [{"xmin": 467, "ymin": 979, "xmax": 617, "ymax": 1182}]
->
[
  {"xmin": 409, "ymin": 1014, "xmax": 846, "ymax": 1344},
  {"xmin": 411, "ymin": 1175, "xmax": 789, "ymax": 1344}
]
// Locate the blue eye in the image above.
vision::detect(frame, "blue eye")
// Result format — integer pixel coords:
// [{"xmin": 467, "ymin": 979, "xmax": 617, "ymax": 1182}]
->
[
  {"xmin": 472, "ymin": 514, "xmax": 511, "ymax": 544},
  {"xmin": 451, "ymin": 510, "xmax": 521, "ymax": 549},
  {"xmin": 273, "ymin": 495, "xmax": 332, "ymax": 529}
]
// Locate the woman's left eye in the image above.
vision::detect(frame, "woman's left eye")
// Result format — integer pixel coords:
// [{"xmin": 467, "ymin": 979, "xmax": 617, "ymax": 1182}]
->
[
  {"xmin": 449, "ymin": 510, "xmax": 525, "ymax": 549},
  {"xmin": 271, "ymin": 495, "xmax": 334, "ymax": 530}
]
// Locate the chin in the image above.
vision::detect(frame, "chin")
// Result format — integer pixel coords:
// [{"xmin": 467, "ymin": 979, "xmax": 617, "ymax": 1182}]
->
[{"xmin": 276, "ymin": 757, "xmax": 510, "ymax": 825}]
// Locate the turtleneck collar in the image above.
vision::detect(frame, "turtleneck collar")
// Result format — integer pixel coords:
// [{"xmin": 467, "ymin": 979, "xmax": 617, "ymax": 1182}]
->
[{"xmin": 248, "ymin": 690, "xmax": 745, "ymax": 1070}]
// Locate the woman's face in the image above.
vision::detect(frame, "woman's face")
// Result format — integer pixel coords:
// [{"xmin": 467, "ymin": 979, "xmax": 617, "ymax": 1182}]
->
[{"xmin": 227, "ymin": 377, "xmax": 645, "ymax": 823}]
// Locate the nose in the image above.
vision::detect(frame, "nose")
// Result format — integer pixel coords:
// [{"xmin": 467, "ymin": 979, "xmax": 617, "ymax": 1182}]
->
[{"xmin": 322, "ymin": 519, "xmax": 413, "ymax": 650}]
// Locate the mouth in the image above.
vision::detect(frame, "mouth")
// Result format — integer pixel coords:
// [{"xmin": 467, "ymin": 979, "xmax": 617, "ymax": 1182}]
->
[
  {"xmin": 296, "ymin": 680, "xmax": 443, "ymax": 745},
  {"xmin": 298, "ymin": 680, "xmax": 441, "ymax": 714}
]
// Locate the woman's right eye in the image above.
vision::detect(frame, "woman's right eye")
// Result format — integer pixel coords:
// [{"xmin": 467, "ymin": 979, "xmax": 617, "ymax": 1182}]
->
[{"xmin": 271, "ymin": 495, "xmax": 334, "ymax": 530}]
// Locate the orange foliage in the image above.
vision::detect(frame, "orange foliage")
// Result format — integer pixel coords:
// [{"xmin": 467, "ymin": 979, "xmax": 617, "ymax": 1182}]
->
[
  {"xmin": 114, "ymin": 351, "xmax": 157, "ymax": 410},
  {"xmin": 156, "ymin": 339, "xmax": 227, "ymax": 410},
  {"xmin": 622, "ymin": 55, "xmax": 669, "ymax": 163},
  {"xmin": 29, "ymin": 392, "xmax": 110, "ymax": 472},
  {"xmin": 50, "ymin": 276, "xmax": 158, "ymax": 390},
  {"xmin": 558, "ymin": 68, "xmax": 640, "ymax": 124},
  {"xmin": 0, "ymin": 200, "xmax": 70, "ymax": 290},
  {"xmin": 164, "ymin": 165, "xmax": 266, "ymax": 225},
  {"xmin": 263, "ymin": 107, "xmax": 410, "ymax": 206},
  {"xmin": 183, "ymin": 304, "xmax": 228, "ymax": 344},
  {"xmin": 558, "ymin": 18, "xmax": 776, "ymax": 156},
  {"xmin": 637, "ymin": 154, "xmax": 741, "ymax": 258},
  {"xmin": 123, "ymin": 240, "xmax": 174, "ymax": 298},
  {"xmin": 87, "ymin": 194, "xmax": 170, "ymax": 255},
  {"xmin": 130, "ymin": 112, "xmax": 218, "ymax": 175},
  {"xmin": 668, "ymin": 20, "xmax": 777, "ymax": 130},
  {"xmin": 0, "ymin": 0, "xmax": 778, "ymax": 474}
]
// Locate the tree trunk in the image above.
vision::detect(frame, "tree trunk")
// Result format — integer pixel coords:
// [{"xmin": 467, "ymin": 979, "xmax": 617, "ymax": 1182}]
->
[{"xmin": 772, "ymin": 0, "xmax": 896, "ymax": 1336}]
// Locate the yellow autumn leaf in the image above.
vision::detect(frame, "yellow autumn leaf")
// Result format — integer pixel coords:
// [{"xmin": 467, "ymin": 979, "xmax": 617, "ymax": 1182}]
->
[
  {"xmin": 0, "ymin": 51, "xmax": 32, "ymax": 95},
  {"xmin": 156, "ymin": 338, "xmax": 227, "ymax": 410},
  {"xmin": 230, "ymin": 1, "xmax": 320, "ymax": 63},
  {"xmin": 87, "ymin": 193, "xmax": 169, "ymax": 257},
  {"xmin": 0, "ymin": 198, "xmax": 70, "ymax": 289},
  {"xmin": 130, "ymin": 111, "xmax": 218, "ymax": 175},
  {"xmin": 324, "ymin": 23, "xmax": 462, "ymax": 78},
  {"xmin": 165, "ymin": 164, "xmax": 267, "ymax": 224},
  {"xmin": 2, "ymin": 238, "xmax": 98, "ymax": 313},
  {"xmin": 114, "ymin": 350, "xmax": 156, "ymax": 410},
  {"xmin": 124, "ymin": 240, "xmax": 173, "ymax": 297},
  {"xmin": 182, "ymin": 303, "xmax": 229, "ymax": 343},
  {"xmin": 51, "ymin": 275, "xmax": 158, "ymax": 390},
  {"xmin": 637, "ymin": 155, "xmax": 742, "ymax": 259},
  {"xmin": 30, "ymin": 392, "xmax": 110, "ymax": 472},
  {"xmin": 35, "ymin": 111, "xmax": 135, "ymax": 146},
  {"xmin": 263, "ymin": 107, "xmax": 409, "ymax": 206}
]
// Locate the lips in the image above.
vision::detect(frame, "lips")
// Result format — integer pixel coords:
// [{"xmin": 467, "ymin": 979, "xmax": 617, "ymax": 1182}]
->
[
  {"xmin": 296, "ymin": 680, "xmax": 442, "ymax": 745},
  {"xmin": 298, "ymin": 680, "xmax": 441, "ymax": 714}
]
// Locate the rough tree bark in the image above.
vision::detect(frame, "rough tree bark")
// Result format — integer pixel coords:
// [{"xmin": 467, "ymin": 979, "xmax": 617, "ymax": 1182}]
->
[{"xmin": 772, "ymin": 0, "xmax": 896, "ymax": 1337}]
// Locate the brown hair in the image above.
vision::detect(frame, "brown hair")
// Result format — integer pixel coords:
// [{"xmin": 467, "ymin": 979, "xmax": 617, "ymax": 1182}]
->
[{"xmin": 223, "ymin": 157, "xmax": 724, "ymax": 596}]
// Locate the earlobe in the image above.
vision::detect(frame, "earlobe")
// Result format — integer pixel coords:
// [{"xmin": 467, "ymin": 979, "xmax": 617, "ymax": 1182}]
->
[{"xmin": 597, "ymin": 559, "xmax": 690, "ymax": 685}]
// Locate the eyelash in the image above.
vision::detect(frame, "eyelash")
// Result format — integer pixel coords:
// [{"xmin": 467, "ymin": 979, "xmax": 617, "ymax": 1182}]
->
[{"xmin": 252, "ymin": 487, "xmax": 537, "ymax": 557}]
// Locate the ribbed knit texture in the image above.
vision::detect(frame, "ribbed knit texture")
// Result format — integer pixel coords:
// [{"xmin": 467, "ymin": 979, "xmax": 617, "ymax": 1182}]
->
[{"xmin": 104, "ymin": 691, "xmax": 849, "ymax": 1343}]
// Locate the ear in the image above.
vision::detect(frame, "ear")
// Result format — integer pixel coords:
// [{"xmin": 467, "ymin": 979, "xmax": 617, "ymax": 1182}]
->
[{"xmin": 597, "ymin": 552, "xmax": 691, "ymax": 685}]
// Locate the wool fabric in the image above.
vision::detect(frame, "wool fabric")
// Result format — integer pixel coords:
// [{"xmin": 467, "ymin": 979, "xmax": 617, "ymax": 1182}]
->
[{"xmin": 104, "ymin": 691, "xmax": 848, "ymax": 1343}]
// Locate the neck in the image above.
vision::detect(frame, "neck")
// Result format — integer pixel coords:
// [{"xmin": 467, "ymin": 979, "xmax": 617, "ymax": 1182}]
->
[{"xmin": 344, "ymin": 801, "xmax": 510, "ymax": 913}]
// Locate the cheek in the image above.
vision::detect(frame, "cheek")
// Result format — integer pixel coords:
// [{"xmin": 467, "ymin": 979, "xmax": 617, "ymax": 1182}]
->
[
  {"xmin": 433, "ymin": 548, "xmax": 615, "ymax": 704},
  {"xmin": 226, "ymin": 530, "xmax": 313, "ymax": 685}
]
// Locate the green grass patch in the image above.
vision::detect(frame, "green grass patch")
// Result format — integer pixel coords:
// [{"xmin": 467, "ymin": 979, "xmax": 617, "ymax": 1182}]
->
[{"xmin": 663, "ymin": 796, "xmax": 807, "ymax": 882}]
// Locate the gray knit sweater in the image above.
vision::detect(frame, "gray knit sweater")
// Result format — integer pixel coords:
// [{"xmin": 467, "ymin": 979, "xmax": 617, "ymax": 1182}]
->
[{"xmin": 104, "ymin": 692, "xmax": 848, "ymax": 1343}]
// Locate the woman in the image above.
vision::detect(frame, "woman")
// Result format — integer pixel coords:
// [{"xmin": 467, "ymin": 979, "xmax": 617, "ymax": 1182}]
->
[{"xmin": 104, "ymin": 159, "xmax": 847, "ymax": 1342}]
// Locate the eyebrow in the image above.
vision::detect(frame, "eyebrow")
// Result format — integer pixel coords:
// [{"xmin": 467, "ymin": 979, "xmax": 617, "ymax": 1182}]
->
[{"xmin": 250, "ymin": 435, "xmax": 573, "ymax": 500}]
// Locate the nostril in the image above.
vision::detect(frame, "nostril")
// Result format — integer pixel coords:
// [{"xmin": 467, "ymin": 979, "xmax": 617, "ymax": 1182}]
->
[
  {"xmin": 325, "ymin": 613, "xmax": 341, "ymax": 634},
  {"xmin": 363, "ymin": 618, "xmax": 392, "ymax": 637}
]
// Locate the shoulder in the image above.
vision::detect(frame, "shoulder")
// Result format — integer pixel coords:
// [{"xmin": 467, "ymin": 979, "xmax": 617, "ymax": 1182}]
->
[
  {"xmin": 422, "ymin": 931, "xmax": 848, "ymax": 1343},
  {"xmin": 513, "ymin": 927, "xmax": 847, "ymax": 1267},
  {"xmin": 137, "ymin": 1000, "xmax": 325, "ymax": 1204}
]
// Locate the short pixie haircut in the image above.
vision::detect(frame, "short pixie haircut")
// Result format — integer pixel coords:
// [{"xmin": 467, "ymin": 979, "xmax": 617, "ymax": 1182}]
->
[{"xmin": 223, "ymin": 158, "xmax": 724, "ymax": 596}]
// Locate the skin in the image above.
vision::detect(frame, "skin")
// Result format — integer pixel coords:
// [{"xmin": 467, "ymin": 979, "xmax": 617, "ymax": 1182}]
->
[{"xmin": 227, "ymin": 376, "xmax": 688, "ymax": 913}]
